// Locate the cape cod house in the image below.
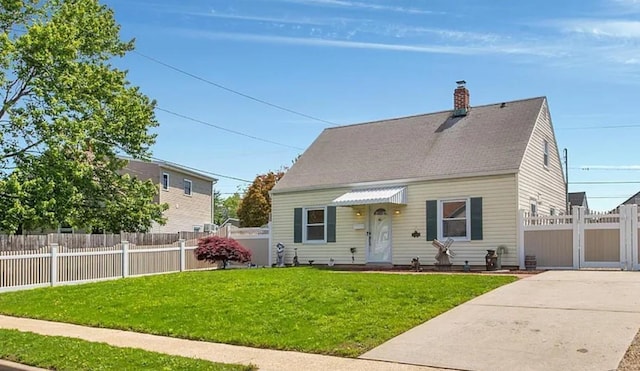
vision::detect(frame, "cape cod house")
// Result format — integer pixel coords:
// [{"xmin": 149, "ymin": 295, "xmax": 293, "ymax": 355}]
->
[{"xmin": 270, "ymin": 82, "xmax": 566, "ymax": 268}]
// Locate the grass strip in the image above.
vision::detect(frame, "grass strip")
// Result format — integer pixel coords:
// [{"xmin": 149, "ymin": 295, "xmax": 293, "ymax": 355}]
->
[{"xmin": 0, "ymin": 328, "xmax": 254, "ymax": 370}]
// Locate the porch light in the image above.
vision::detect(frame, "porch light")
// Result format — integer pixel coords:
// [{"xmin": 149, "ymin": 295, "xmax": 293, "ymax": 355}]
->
[
  {"xmin": 394, "ymin": 209, "xmax": 401, "ymax": 215},
  {"xmin": 355, "ymin": 210, "xmax": 362, "ymax": 216}
]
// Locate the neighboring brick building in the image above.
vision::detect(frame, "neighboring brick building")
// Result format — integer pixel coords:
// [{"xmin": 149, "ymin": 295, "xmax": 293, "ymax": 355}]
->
[{"xmin": 123, "ymin": 159, "xmax": 217, "ymax": 233}]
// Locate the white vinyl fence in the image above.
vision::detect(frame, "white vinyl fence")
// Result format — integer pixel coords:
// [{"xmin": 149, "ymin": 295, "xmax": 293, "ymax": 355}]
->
[
  {"xmin": 519, "ymin": 205, "xmax": 639, "ymax": 270},
  {"xmin": 0, "ymin": 240, "xmax": 216, "ymax": 293},
  {"xmin": 218, "ymin": 224, "xmax": 271, "ymax": 267}
]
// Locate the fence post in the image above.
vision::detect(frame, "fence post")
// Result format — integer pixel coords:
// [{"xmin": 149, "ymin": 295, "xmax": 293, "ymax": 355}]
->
[
  {"xmin": 268, "ymin": 221, "xmax": 273, "ymax": 268},
  {"xmin": 122, "ymin": 241, "xmax": 129, "ymax": 278},
  {"xmin": 572, "ymin": 206, "xmax": 582, "ymax": 269},
  {"xmin": 631, "ymin": 205, "xmax": 639, "ymax": 271},
  {"xmin": 621, "ymin": 205, "xmax": 636, "ymax": 271},
  {"xmin": 50, "ymin": 243, "xmax": 58, "ymax": 287},
  {"xmin": 620, "ymin": 205, "xmax": 629, "ymax": 271},
  {"xmin": 179, "ymin": 239, "xmax": 186, "ymax": 272},
  {"xmin": 517, "ymin": 210, "xmax": 525, "ymax": 270}
]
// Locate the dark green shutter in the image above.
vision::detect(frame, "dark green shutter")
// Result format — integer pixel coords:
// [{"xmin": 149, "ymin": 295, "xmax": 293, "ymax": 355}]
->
[
  {"xmin": 327, "ymin": 206, "xmax": 336, "ymax": 243},
  {"xmin": 294, "ymin": 208, "xmax": 302, "ymax": 243},
  {"xmin": 470, "ymin": 197, "xmax": 483, "ymax": 240},
  {"xmin": 426, "ymin": 200, "xmax": 437, "ymax": 241}
]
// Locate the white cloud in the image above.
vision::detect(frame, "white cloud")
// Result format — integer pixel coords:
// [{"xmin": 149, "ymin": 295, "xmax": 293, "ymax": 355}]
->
[
  {"xmin": 560, "ymin": 19, "xmax": 640, "ymax": 38},
  {"xmin": 381, "ymin": 25, "xmax": 502, "ymax": 43},
  {"xmin": 181, "ymin": 10, "xmax": 341, "ymax": 26},
  {"xmin": 177, "ymin": 30, "xmax": 559, "ymax": 57},
  {"xmin": 277, "ymin": 0, "xmax": 440, "ymax": 15}
]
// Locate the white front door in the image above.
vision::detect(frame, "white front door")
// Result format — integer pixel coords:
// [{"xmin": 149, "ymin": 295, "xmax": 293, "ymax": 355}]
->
[{"xmin": 368, "ymin": 207, "xmax": 392, "ymax": 263}]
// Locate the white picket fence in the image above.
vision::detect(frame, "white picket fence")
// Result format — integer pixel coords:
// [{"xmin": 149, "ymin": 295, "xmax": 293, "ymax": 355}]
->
[
  {"xmin": 519, "ymin": 205, "xmax": 639, "ymax": 270},
  {"xmin": 0, "ymin": 240, "xmax": 216, "ymax": 293}
]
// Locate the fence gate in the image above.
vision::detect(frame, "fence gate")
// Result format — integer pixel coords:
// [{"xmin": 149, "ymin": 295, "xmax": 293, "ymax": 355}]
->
[{"xmin": 521, "ymin": 205, "xmax": 639, "ymax": 270}]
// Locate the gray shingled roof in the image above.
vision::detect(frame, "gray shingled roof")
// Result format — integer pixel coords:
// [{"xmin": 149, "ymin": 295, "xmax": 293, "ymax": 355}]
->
[
  {"xmin": 568, "ymin": 192, "xmax": 587, "ymax": 208},
  {"xmin": 273, "ymin": 97, "xmax": 546, "ymax": 192},
  {"xmin": 621, "ymin": 191, "xmax": 640, "ymax": 206}
]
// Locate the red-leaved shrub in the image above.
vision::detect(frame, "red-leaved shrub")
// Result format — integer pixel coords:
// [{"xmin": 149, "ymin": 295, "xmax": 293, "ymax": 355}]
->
[{"xmin": 194, "ymin": 236, "xmax": 252, "ymax": 268}]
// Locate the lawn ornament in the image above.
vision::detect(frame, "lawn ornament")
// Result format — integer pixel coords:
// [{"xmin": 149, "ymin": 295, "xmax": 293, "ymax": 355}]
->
[
  {"xmin": 276, "ymin": 242, "xmax": 285, "ymax": 267},
  {"xmin": 410, "ymin": 257, "xmax": 421, "ymax": 272},
  {"xmin": 292, "ymin": 247, "xmax": 300, "ymax": 267},
  {"xmin": 432, "ymin": 238, "xmax": 455, "ymax": 271}
]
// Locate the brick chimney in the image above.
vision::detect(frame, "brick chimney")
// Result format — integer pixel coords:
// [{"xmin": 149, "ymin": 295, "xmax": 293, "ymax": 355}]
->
[{"xmin": 453, "ymin": 80, "xmax": 469, "ymax": 116}]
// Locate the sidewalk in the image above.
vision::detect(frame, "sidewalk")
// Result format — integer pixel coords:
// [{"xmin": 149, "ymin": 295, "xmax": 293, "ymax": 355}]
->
[
  {"xmin": 0, "ymin": 315, "xmax": 440, "ymax": 371},
  {"xmin": 361, "ymin": 270, "xmax": 640, "ymax": 371}
]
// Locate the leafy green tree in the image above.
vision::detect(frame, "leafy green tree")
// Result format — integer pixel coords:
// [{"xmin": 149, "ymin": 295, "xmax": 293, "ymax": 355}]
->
[
  {"xmin": 222, "ymin": 192, "xmax": 241, "ymax": 219},
  {"xmin": 0, "ymin": 0, "xmax": 166, "ymax": 233},
  {"xmin": 213, "ymin": 190, "xmax": 224, "ymax": 225},
  {"xmin": 213, "ymin": 190, "xmax": 243, "ymax": 225},
  {"xmin": 237, "ymin": 171, "xmax": 284, "ymax": 227}
]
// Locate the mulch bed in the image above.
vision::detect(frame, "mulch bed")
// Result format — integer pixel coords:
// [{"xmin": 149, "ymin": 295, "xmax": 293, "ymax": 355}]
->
[{"xmin": 619, "ymin": 329, "xmax": 640, "ymax": 370}]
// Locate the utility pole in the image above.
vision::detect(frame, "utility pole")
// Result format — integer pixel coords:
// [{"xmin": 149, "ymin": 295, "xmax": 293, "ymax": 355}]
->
[{"xmin": 564, "ymin": 148, "xmax": 569, "ymax": 214}]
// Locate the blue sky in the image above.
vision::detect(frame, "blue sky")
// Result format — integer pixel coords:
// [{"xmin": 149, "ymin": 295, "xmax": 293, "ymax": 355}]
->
[{"xmin": 105, "ymin": 0, "xmax": 640, "ymax": 211}]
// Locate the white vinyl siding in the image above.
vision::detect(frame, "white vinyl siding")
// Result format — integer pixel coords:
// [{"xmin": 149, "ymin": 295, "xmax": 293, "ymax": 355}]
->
[
  {"xmin": 518, "ymin": 99, "xmax": 566, "ymax": 216},
  {"xmin": 272, "ymin": 173, "xmax": 519, "ymax": 267}
]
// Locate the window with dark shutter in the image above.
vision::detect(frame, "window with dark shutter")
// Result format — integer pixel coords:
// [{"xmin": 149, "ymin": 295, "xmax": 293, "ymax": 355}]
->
[
  {"xmin": 426, "ymin": 200, "xmax": 437, "ymax": 241},
  {"xmin": 294, "ymin": 208, "xmax": 302, "ymax": 243},
  {"xmin": 470, "ymin": 197, "xmax": 483, "ymax": 240}
]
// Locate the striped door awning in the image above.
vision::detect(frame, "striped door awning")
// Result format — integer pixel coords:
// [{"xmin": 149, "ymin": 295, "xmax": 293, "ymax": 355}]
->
[{"xmin": 331, "ymin": 186, "xmax": 407, "ymax": 206}]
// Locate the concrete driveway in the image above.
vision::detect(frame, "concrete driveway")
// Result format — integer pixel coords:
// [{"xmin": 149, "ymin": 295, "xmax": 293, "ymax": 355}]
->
[{"xmin": 360, "ymin": 271, "xmax": 640, "ymax": 371}]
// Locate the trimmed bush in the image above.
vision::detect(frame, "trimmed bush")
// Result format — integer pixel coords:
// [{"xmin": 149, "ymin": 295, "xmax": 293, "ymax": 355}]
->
[{"xmin": 194, "ymin": 236, "xmax": 252, "ymax": 268}]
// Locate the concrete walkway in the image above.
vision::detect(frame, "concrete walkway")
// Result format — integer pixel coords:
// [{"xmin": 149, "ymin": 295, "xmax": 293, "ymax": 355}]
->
[
  {"xmin": 361, "ymin": 270, "xmax": 640, "ymax": 371},
  {"xmin": 0, "ymin": 315, "xmax": 440, "ymax": 371}
]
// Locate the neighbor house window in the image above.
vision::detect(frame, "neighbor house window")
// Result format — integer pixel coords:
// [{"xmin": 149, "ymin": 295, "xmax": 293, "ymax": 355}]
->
[
  {"xmin": 304, "ymin": 207, "xmax": 326, "ymax": 243},
  {"xmin": 530, "ymin": 201, "xmax": 537, "ymax": 217},
  {"xmin": 184, "ymin": 179, "xmax": 192, "ymax": 196},
  {"xmin": 550, "ymin": 207, "xmax": 556, "ymax": 216},
  {"xmin": 543, "ymin": 139, "xmax": 549, "ymax": 167},
  {"xmin": 439, "ymin": 199, "xmax": 470, "ymax": 240},
  {"xmin": 162, "ymin": 173, "xmax": 169, "ymax": 190}
]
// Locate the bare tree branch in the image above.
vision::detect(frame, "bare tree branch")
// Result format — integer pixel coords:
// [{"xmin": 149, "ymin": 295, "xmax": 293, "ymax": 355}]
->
[
  {"xmin": 0, "ymin": 67, "xmax": 35, "ymax": 120},
  {"xmin": 1, "ymin": 138, "xmax": 45, "ymax": 160}
]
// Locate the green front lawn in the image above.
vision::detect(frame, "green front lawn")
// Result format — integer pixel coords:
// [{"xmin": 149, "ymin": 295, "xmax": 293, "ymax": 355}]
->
[
  {"xmin": 0, "ymin": 268, "xmax": 516, "ymax": 357},
  {"xmin": 0, "ymin": 329, "xmax": 254, "ymax": 371}
]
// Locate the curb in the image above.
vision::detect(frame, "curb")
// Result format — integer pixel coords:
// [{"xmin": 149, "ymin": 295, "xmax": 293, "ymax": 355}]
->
[{"xmin": 0, "ymin": 360, "xmax": 47, "ymax": 371}]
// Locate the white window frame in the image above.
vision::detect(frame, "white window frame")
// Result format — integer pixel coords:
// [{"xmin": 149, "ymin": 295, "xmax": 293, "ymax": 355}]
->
[
  {"xmin": 543, "ymin": 139, "xmax": 549, "ymax": 167},
  {"xmin": 184, "ymin": 179, "xmax": 192, "ymax": 196},
  {"xmin": 438, "ymin": 198, "xmax": 471, "ymax": 242},
  {"xmin": 303, "ymin": 206, "xmax": 327, "ymax": 244},
  {"xmin": 162, "ymin": 172, "xmax": 169, "ymax": 191}
]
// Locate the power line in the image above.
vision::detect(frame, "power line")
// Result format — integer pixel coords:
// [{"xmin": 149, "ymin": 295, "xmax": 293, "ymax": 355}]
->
[
  {"xmin": 588, "ymin": 196, "xmax": 633, "ymax": 199},
  {"xmin": 90, "ymin": 138, "xmax": 253, "ymax": 183},
  {"xmin": 134, "ymin": 51, "xmax": 338, "ymax": 127},
  {"xmin": 148, "ymin": 155, "xmax": 253, "ymax": 183},
  {"xmin": 569, "ymin": 181, "xmax": 640, "ymax": 184},
  {"xmin": 571, "ymin": 166, "xmax": 640, "ymax": 171},
  {"xmin": 557, "ymin": 124, "xmax": 640, "ymax": 130},
  {"xmin": 156, "ymin": 107, "xmax": 304, "ymax": 150}
]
